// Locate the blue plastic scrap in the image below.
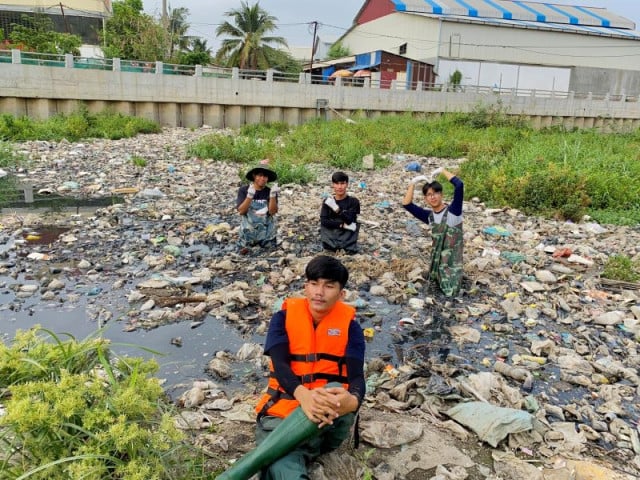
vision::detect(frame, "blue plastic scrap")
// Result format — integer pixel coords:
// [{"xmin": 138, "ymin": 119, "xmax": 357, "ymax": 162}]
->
[
  {"xmin": 404, "ymin": 161, "xmax": 422, "ymax": 172},
  {"xmin": 483, "ymin": 226, "xmax": 511, "ymax": 237}
]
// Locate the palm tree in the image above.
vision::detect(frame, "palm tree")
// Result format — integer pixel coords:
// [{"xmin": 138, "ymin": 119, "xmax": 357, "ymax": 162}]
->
[
  {"xmin": 215, "ymin": 1, "xmax": 288, "ymax": 70},
  {"xmin": 167, "ymin": 6, "xmax": 190, "ymax": 59}
]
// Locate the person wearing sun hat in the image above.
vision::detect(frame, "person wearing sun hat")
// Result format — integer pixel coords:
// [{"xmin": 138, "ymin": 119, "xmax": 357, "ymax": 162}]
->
[{"xmin": 236, "ymin": 160, "xmax": 280, "ymax": 251}]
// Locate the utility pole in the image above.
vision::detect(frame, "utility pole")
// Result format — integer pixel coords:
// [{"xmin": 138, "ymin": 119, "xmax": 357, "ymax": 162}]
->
[
  {"xmin": 59, "ymin": 3, "xmax": 70, "ymax": 34},
  {"xmin": 310, "ymin": 21, "xmax": 318, "ymax": 77},
  {"xmin": 162, "ymin": 0, "xmax": 168, "ymax": 25}
]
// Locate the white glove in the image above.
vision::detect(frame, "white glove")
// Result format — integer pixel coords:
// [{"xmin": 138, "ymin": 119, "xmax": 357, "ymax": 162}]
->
[
  {"xmin": 343, "ymin": 222, "xmax": 357, "ymax": 232},
  {"xmin": 411, "ymin": 175, "xmax": 429, "ymax": 185},
  {"xmin": 324, "ymin": 196, "xmax": 339, "ymax": 212},
  {"xmin": 247, "ymin": 184, "xmax": 256, "ymax": 199},
  {"xmin": 431, "ymin": 167, "xmax": 444, "ymax": 179},
  {"xmin": 269, "ymin": 183, "xmax": 279, "ymax": 198},
  {"xmin": 254, "ymin": 206, "xmax": 268, "ymax": 215}
]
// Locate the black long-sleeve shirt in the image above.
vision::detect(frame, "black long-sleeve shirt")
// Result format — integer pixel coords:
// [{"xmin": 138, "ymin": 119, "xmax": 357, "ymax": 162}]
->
[{"xmin": 320, "ymin": 196, "xmax": 360, "ymax": 229}]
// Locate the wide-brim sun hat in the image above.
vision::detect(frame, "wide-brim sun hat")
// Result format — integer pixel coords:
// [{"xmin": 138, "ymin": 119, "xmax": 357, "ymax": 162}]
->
[{"xmin": 245, "ymin": 166, "xmax": 277, "ymax": 182}]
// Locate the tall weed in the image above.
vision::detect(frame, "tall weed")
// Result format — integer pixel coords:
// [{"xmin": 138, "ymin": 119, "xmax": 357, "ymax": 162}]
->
[{"xmin": 0, "ymin": 327, "xmax": 208, "ymax": 480}]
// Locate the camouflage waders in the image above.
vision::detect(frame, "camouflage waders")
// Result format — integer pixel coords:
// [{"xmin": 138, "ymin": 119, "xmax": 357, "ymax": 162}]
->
[{"xmin": 428, "ymin": 209, "xmax": 463, "ymax": 296}]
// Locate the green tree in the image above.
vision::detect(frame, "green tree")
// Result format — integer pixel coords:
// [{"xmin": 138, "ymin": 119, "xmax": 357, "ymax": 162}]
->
[
  {"xmin": 267, "ymin": 48, "xmax": 302, "ymax": 74},
  {"xmin": 215, "ymin": 1, "xmax": 288, "ymax": 69},
  {"xmin": 178, "ymin": 38, "xmax": 213, "ymax": 66},
  {"xmin": 325, "ymin": 41, "xmax": 350, "ymax": 60},
  {"xmin": 167, "ymin": 6, "xmax": 190, "ymax": 59},
  {"xmin": 101, "ymin": 0, "xmax": 169, "ymax": 61},
  {"xmin": 9, "ymin": 14, "xmax": 81, "ymax": 54}
]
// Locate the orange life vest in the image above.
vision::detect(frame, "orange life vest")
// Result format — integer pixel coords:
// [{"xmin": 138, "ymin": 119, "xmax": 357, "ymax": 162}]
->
[{"xmin": 255, "ymin": 297, "xmax": 355, "ymax": 419}]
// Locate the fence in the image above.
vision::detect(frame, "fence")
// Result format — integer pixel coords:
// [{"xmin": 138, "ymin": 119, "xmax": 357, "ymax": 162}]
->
[
  {"xmin": 2, "ymin": 49, "xmax": 637, "ymax": 103},
  {"xmin": 0, "ymin": 177, "xmax": 124, "ymax": 212}
]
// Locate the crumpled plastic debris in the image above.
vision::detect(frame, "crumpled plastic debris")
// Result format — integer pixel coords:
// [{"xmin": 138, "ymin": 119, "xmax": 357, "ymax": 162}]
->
[
  {"xmin": 483, "ymin": 226, "xmax": 511, "ymax": 237},
  {"xmin": 446, "ymin": 401, "xmax": 535, "ymax": 447},
  {"xmin": 404, "ymin": 161, "xmax": 422, "ymax": 172},
  {"xmin": 500, "ymin": 251, "xmax": 526, "ymax": 263}
]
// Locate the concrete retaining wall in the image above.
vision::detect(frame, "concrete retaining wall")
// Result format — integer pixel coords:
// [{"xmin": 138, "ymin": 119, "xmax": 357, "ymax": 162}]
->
[{"xmin": 1, "ymin": 63, "xmax": 639, "ymax": 131}]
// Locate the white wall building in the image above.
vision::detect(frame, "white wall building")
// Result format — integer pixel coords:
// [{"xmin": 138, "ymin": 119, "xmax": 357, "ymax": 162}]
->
[{"xmin": 339, "ymin": 0, "xmax": 640, "ymax": 95}]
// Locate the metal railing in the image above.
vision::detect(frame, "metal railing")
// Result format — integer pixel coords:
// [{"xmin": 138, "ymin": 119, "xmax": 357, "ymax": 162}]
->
[
  {"xmin": 1, "ymin": 48, "xmax": 637, "ymax": 103},
  {"xmin": 0, "ymin": 177, "xmax": 125, "ymax": 212}
]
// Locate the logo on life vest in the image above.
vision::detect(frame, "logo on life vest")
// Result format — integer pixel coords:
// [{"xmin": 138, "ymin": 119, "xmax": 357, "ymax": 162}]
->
[{"xmin": 327, "ymin": 328, "xmax": 342, "ymax": 336}]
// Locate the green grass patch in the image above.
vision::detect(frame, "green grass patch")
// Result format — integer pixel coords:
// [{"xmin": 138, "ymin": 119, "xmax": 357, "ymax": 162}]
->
[
  {"xmin": 130, "ymin": 155, "xmax": 147, "ymax": 168},
  {"xmin": 187, "ymin": 108, "xmax": 640, "ymax": 224},
  {"xmin": 602, "ymin": 254, "xmax": 640, "ymax": 282},
  {"xmin": 0, "ymin": 107, "xmax": 160, "ymax": 142}
]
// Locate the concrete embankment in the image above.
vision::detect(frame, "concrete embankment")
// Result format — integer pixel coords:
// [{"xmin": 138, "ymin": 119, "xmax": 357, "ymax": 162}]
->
[{"xmin": 1, "ymin": 62, "xmax": 639, "ymax": 131}]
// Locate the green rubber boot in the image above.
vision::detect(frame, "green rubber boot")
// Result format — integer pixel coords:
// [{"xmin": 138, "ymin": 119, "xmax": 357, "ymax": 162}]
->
[
  {"xmin": 216, "ymin": 406, "xmax": 319, "ymax": 480},
  {"xmin": 216, "ymin": 382, "xmax": 345, "ymax": 480}
]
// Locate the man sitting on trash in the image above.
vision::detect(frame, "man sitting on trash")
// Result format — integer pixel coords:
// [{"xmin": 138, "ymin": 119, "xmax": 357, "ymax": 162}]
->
[
  {"xmin": 236, "ymin": 162, "xmax": 280, "ymax": 253},
  {"xmin": 320, "ymin": 171, "xmax": 361, "ymax": 255},
  {"xmin": 217, "ymin": 255, "xmax": 366, "ymax": 480}
]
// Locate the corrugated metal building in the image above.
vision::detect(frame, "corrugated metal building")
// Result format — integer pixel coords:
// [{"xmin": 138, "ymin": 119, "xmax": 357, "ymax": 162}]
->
[
  {"xmin": 311, "ymin": 50, "xmax": 436, "ymax": 89},
  {"xmin": 0, "ymin": 0, "xmax": 112, "ymax": 55},
  {"xmin": 339, "ymin": 0, "xmax": 640, "ymax": 95}
]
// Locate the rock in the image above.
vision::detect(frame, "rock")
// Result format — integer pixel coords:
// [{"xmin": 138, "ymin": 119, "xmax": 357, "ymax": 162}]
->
[
  {"xmin": 77, "ymin": 259, "xmax": 91, "ymax": 269},
  {"xmin": 47, "ymin": 278, "xmax": 65, "ymax": 290},
  {"xmin": 178, "ymin": 386, "xmax": 205, "ymax": 408},
  {"xmin": 593, "ymin": 311, "xmax": 624, "ymax": 326}
]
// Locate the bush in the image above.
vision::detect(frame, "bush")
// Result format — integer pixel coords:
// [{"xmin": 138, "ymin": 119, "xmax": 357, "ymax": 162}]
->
[
  {"xmin": 510, "ymin": 164, "xmax": 591, "ymax": 221},
  {"xmin": 239, "ymin": 122, "xmax": 291, "ymax": 139},
  {"xmin": 0, "ymin": 327, "xmax": 207, "ymax": 480},
  {"xmin": 188, "ymin": 133, "xmax": 268, "ymax": 163},
  {"xmin": 131, "ymin": 155, "xmax": 147, "ymax": 168}
]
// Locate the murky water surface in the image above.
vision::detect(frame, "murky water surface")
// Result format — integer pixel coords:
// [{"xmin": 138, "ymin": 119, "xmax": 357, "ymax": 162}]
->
[{"xmin": 1, "ymin": 225, "xmax": 627, "ymax": 415}]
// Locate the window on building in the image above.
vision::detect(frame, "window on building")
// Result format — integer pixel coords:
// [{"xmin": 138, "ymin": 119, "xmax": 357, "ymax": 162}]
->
[{"xmin": 399, "ymin": 43, "xmax": 407, "ymax": 55}]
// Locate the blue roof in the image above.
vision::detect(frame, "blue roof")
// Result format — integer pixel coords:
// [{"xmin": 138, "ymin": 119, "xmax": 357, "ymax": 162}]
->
[
  {"xmin": 445, "ymin": 13, "xmax": 640, "ymax": 39},
  {"xmin": 394, "ymin": 0, "xmax": 636, "ymax": 30}
]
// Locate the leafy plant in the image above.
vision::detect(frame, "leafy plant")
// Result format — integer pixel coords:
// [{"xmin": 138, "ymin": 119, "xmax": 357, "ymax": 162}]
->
[
  {"xmin": 8, "ymin": 14, "xmax": 81, "ymax": 55},
  {"xmin": 510, "ymin": 164, "xmax": 590, "ymax": 221},
  {"xmin": 101, "ymin": 0, "xmax": 169, "ymax": 61},
  {"xmin": 188, "ymin": 133, "xmax": 269, "ymax": 163},
  {"xmin": 214, "ymin": 1, "xmax": 288, "ymax": 69},
  {"xmin": 0, "ymin": 327, "xmax": 208, "ymax": 479},
  {"xmin": 325, "ymin": 41, "xmax": 351, "ymax": 60},
  {"xmin": 449, "ymin": 69, "xmax": 462, "ymax": 86}
]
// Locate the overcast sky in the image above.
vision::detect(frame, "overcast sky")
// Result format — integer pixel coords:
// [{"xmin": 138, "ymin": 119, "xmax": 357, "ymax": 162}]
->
[{"xmin": 143, "ymin": 1, "xmax": 640, "ymax": 52}]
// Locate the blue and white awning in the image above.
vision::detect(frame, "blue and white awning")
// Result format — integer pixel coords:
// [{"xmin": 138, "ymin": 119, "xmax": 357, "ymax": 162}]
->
[{"xmin": 391, "ymin": 0, "xmax": 636, "ymax": 30}]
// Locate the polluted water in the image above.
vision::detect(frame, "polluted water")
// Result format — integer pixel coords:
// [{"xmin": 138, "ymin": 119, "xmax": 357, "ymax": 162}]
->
[{"xmin": 0, "ymin": 128, "xmax": 639, "ymax": 478}]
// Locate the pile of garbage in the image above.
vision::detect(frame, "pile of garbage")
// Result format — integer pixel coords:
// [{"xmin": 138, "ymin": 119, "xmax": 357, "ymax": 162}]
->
[{"xmin": 0, "ymin": 127, "xmax": 639, "ymax": 479}]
